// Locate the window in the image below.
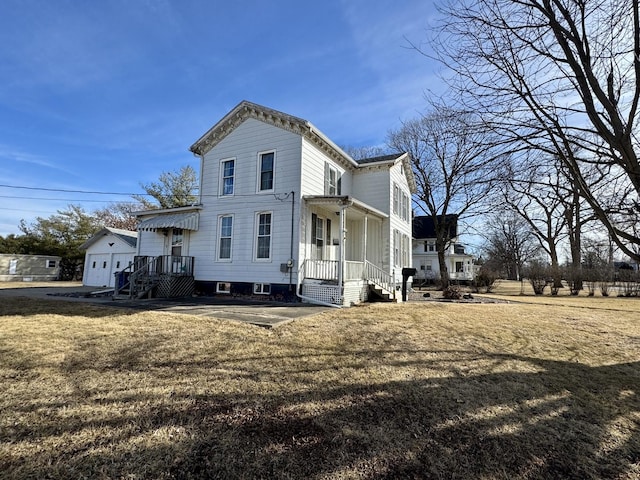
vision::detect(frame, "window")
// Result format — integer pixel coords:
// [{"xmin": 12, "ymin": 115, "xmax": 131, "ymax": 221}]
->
[
  {"xmin": 171, "ymin": 229, "xmax": 183, "ymax": 256},
  {"xmin": 393, "ymin": 184, "xmax": 399, "ymax": 215},
  {"xmin": 394, "ymin": 229, "xmax": 400, "ymax": 267},
  {"xmin": 253, "ymin": 283, "xmax": 271, "ymax": 295},
  {"xmin": 258, "ymin": 151, "xmax": 275, "ymax": 192},
  {"xmin": 216, "ymin": 282, "xmax": 231, "ymax": 294},
  {"xmin": 402, "ymin": 234, "xmax": 410, "ymax": 267},
  {"xmin": 116, "ymin": 261, "xmax": 121, "ymax": 269},
  {"xmin": 424, "ymin": 241, "xmax": 435, "ymax": 252},
  {"xmin": 255, "ymin": 212, "xmax": 272, "ymax": 260},
  {"xmin": 46, "ymin": 260, "xmax": 56, "ymax": 268},
  {"xmin": 218, "ymin": 215, "xmax": 233, "ymax": 260},
  {"xmin": 102, "ymin": 261, "xmax": 107, "ymax": 268},
  {"xmin": 456, "ymin": 261, "xmax": 464, "ymax": 273},
  {"xmin": 324, "ymin": 163, "xmax": 341, "ymax": 195},
  {"xmin": 311, "ymin": 213, "xmax": 324, "ymax": 260},
  {"xmin": 220, "ymin": 158, "xmax": 235, "ymax": 196},
  {"xmin": 92, "ymin": 261, "xmax": 96, "ymax": 268}
]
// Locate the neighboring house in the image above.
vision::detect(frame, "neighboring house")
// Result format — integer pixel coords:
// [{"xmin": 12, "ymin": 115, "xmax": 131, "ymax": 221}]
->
[
  {"xmin": 80, "ymin": 227, "xmax": 138, "ymax": 288},
  {"xmin": 0, "ymin": 254, "xmax": 60, "ymax": 282},
  {"xmin": 126, "ymin": 100, "xmax": 416, "ymax": 306},
  {"xmin": 412, "ymin": 215, "xmax": 475, "ymax": 283}
]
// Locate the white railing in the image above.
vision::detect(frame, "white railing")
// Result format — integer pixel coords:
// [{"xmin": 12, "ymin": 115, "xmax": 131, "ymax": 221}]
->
[
  {"xmin": 304, "ymin": 260, "xmax": 338, "ymax": 281},
  {"xmin": 365, "ymin": 261, "xmax": 395, "ymax": 298}
]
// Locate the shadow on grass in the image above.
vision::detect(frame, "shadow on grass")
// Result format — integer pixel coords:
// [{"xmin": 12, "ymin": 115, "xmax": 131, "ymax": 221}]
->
[
  {"xmin": 2, "ymin": 346, "xmax": 639, "ymax": 479},
  {"xmin": 0, "ymin": 296, "xmax": 141, "ymax": 318}
]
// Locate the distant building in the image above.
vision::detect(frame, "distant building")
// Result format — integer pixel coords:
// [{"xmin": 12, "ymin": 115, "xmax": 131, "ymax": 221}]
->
[
  {"xmin": 0, "ymin": 254, "xmax": 61, "ymax": 282},
  {"xmin": 412, "ymin": 215, "xmax": 475, "ymax": 283}
]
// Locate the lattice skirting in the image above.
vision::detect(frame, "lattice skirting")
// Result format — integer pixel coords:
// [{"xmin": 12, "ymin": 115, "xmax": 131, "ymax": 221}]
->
[
  {"xmin": 156, "ymin": 276, "xmax": 194, "ymax": 298},
  {"xmin": 302, "ymin": 281, "xmax": 368, "ymax": 306},
  {"xmin": 302, "ymin": 284, "xmax": 342, "ymax": 305}
]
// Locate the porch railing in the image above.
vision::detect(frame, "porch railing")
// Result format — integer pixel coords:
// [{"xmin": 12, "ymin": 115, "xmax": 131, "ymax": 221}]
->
[
  {"xmin": 114, "ymin": 255, "xmax": 194, "ymax": 299},
  {"xmin": 304, "ymin": 260, "xmax": 339, "ymax": 281},
  {"xmin": 301, "ymin": 259, "xmax": 395, "ymax": 295},
  {"xmin": 364, "ymin": 261, "xmax": 396, "ymax": 297}
]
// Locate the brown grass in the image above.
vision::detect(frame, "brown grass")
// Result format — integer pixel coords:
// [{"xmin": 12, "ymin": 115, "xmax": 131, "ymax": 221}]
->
[{"xmin": 1, "ymin": 293, "xmax": 639, "ymax": 479}]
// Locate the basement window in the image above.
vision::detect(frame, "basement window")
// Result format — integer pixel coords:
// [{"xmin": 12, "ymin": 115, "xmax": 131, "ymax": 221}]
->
[
  {"xmin": 216, "ymin": 282, "xmax": 231, "ymax": 294},
  {"xmin": 253, "ymin": 283, "xmax": 271, "ymax": 295}
]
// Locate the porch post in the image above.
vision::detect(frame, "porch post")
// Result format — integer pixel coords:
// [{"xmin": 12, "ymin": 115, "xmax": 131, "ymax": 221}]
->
[
  {"xmin": 363, "ymin": 214, "xmax": 368, "ymax": 264},
  {"xmin": 338, "ymin": 205, "xmax": 347, "ymax": 302}
]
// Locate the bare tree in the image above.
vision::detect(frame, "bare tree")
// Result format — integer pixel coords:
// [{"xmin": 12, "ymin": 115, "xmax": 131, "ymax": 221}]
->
[
  {"xmin": 434, "ymin": 0, "xmax": 640, "ymax": 261},
  {"xmin": 482, "ymin": 212, "xmax": 541, "ymax": 280},
  {"xmin": 388, "ymin": 105, "xmax": 501, "ymax": 288}
]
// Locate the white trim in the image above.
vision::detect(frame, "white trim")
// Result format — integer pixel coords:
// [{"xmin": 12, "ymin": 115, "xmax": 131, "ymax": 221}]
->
[
  {"xmin": 253, "ymin": 283, "xmax": 271, "ymax": 295},
  {"xmin": 254, "ymin": 211, "xmax": 273, "ymax": 262},
  {"xmin": 219, "ymin": 157, "xmax": 236, "ymax": 197},
  {"xmin": 256, "ymin": 149, "xmax": 276, "ymax": 193},
  {"xmin": 216, "ymin": 214, "xmax": 234, "ymax": 262}
]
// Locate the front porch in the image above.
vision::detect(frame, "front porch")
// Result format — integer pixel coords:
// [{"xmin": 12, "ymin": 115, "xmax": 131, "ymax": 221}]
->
[
  {"xmin": 300, "ymin": 259, "xmax": 397, "ymax": 306},
  {"xmin": 300, "ymin": 195, "xmax": 399, "ymax": 306}
]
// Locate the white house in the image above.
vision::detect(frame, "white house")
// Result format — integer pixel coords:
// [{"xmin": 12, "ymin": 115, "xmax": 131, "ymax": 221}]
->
[
  {"xmin": 412, "ymin": 215, "xmax": 475, "ymax": 284},
  {"xmin": 125, "ymin": 101, "xmax": 416, "ymax": 306},
  {"xmin": 80, "ymin": 227, "xmax": 137, "ymax": 288}
]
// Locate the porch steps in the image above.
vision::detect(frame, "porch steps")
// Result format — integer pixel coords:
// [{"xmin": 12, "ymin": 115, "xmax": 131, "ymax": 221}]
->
[{"xmin": 368, "ymin": 284, "xmax": 396, "ymax": 302}]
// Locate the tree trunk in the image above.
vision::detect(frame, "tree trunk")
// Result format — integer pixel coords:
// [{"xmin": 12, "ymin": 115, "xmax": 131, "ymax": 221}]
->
[{"xmin": 437, "ymin": 244, "xmax": 450, "ymax": 289}]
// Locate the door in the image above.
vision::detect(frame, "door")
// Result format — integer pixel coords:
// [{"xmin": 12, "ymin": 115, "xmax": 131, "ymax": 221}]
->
[{"xmin": 86, "ymin": 254, "xmax": 111, "ymax": 287}]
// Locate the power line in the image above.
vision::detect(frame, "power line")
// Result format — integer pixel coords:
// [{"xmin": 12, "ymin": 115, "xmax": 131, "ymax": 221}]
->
[
  {"xmin": 0, "ymin": 184, "xmax": 146, "ymax": 196},
  {"xmin": 0, "ymin": 195, "xmax": 138, "ymax": 203}
]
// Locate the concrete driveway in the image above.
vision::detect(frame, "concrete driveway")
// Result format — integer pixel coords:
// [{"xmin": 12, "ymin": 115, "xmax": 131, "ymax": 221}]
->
[{"xmin": 0, "ymin": 282, "xmax": 330, "ymax": 327}]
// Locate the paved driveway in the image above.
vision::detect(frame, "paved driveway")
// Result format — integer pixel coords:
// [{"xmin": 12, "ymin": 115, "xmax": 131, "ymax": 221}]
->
[{"xmin": 0, "ymin": 283, "xmax": 330, "ymax": 327}]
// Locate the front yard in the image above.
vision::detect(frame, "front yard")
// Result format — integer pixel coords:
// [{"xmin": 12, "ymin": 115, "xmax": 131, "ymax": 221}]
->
[{"xmin": 0, "ymin": 291, "xmax": 639, "ymax": 479}]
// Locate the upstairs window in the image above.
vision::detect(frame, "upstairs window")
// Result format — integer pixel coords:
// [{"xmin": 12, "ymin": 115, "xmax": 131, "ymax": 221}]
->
[
  {"xmin": 220, "ymin": 159, "xmax": 235, "ymax": 196},
  {"xmin": 258, "ymin": 151, "xmax": 275, "ymax": 192},
  {"xmin": 324, "ymin": 163, "xmax": 341, "ymax": 195},
  {"xmin": 393, "ymin": 184, "xmax": 399, "ymax": 215}
]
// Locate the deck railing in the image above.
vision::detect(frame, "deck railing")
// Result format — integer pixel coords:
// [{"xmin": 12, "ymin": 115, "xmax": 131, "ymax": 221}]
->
[{"xmin": 114, "ymin": 255, "xmax": 194, "ymax": 299}]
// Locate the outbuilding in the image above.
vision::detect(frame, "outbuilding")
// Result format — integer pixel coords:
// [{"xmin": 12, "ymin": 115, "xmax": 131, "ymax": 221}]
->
[
  {"xmin": 0, "ymin": 254, "xmax": 61, "ymax": 282},
  {"xmin": 81, "ymin": 228, "xmax": 137, "ymax": 288}
]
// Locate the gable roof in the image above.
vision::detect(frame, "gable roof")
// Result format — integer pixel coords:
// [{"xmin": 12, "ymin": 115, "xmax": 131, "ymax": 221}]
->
[
  {"xmin": 189, "ymin": 100, "xmax": 358, "ymax": 170},
  {"xmin": 413, "ymin": 215, "xmax": 458, "ymax": 239},
  {"xmin": 356, "ymin": 152, "xmax": 417, "ymax": 193},
  {"xmin": 189, "ymin": 100, "xmax": 417, "ymax": 193},
  {"xmin": 80, "ymin": 227, "xmax": 138, "ymax": 250}
]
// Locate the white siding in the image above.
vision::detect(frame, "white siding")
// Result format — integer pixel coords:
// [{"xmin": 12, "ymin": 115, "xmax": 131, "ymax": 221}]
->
[
  {"xmin": 189, "ymin": 118, "xmax": 303, "ymax": 284},
  {"xmin": 83, "ymin": 234, "xmax": 136, "ymax": 287}
]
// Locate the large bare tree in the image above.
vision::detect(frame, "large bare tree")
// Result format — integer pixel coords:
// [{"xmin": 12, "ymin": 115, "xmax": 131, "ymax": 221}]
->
[
  {"xmin": 434, "ymin": 0, "xmax": 640, "ymax": 261},
  {"xmin": 388, "ymin": 105, "xmax": 500, "ymax": 287}
]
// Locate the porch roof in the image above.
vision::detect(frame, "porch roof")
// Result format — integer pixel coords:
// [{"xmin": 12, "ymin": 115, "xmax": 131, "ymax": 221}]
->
[
  {"xmin": 303, "ymin": 195, "xmax": 388, "ymax": 219},
  {"xmin": 137, "ymin": 212, "xmax": 200, "ymax": 232}
]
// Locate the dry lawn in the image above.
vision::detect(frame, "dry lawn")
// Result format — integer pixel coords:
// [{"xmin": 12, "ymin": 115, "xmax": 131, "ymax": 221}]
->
[{"xmin": 1, "ymin": 291, "xmax": 639, "ymax": 479}]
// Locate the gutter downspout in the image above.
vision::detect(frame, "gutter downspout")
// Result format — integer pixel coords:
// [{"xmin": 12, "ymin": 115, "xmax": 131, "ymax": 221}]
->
[{"xmin": 337, "ymin": 199, "xmax": 352, "ymax": 306}]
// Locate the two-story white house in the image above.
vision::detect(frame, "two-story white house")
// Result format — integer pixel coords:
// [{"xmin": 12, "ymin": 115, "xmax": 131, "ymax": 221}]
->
[
  {"xmin": 125, "ymin": 101, "xmax": 416, "ymax": 306},
  {"xmin": 412, "ymin": 215, "xmax": 476, "ymax": 284}
]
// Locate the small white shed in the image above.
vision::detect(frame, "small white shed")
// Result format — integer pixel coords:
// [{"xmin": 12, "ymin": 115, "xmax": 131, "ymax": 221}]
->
[{"xmin": 81, "ymin": 228, "xmax": 137, "ymax": 288}]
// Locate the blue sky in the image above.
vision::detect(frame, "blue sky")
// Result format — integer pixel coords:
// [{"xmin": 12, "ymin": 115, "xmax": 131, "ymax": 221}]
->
[{"xmin": 0, "ymin": 0, "xmax": 443, "ymax": 237}]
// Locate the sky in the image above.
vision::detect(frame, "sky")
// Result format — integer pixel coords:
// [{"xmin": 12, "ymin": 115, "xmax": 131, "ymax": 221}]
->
[{"xmin": 0, "ymin": 0, "xmax": 444, "ymax": 237}]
